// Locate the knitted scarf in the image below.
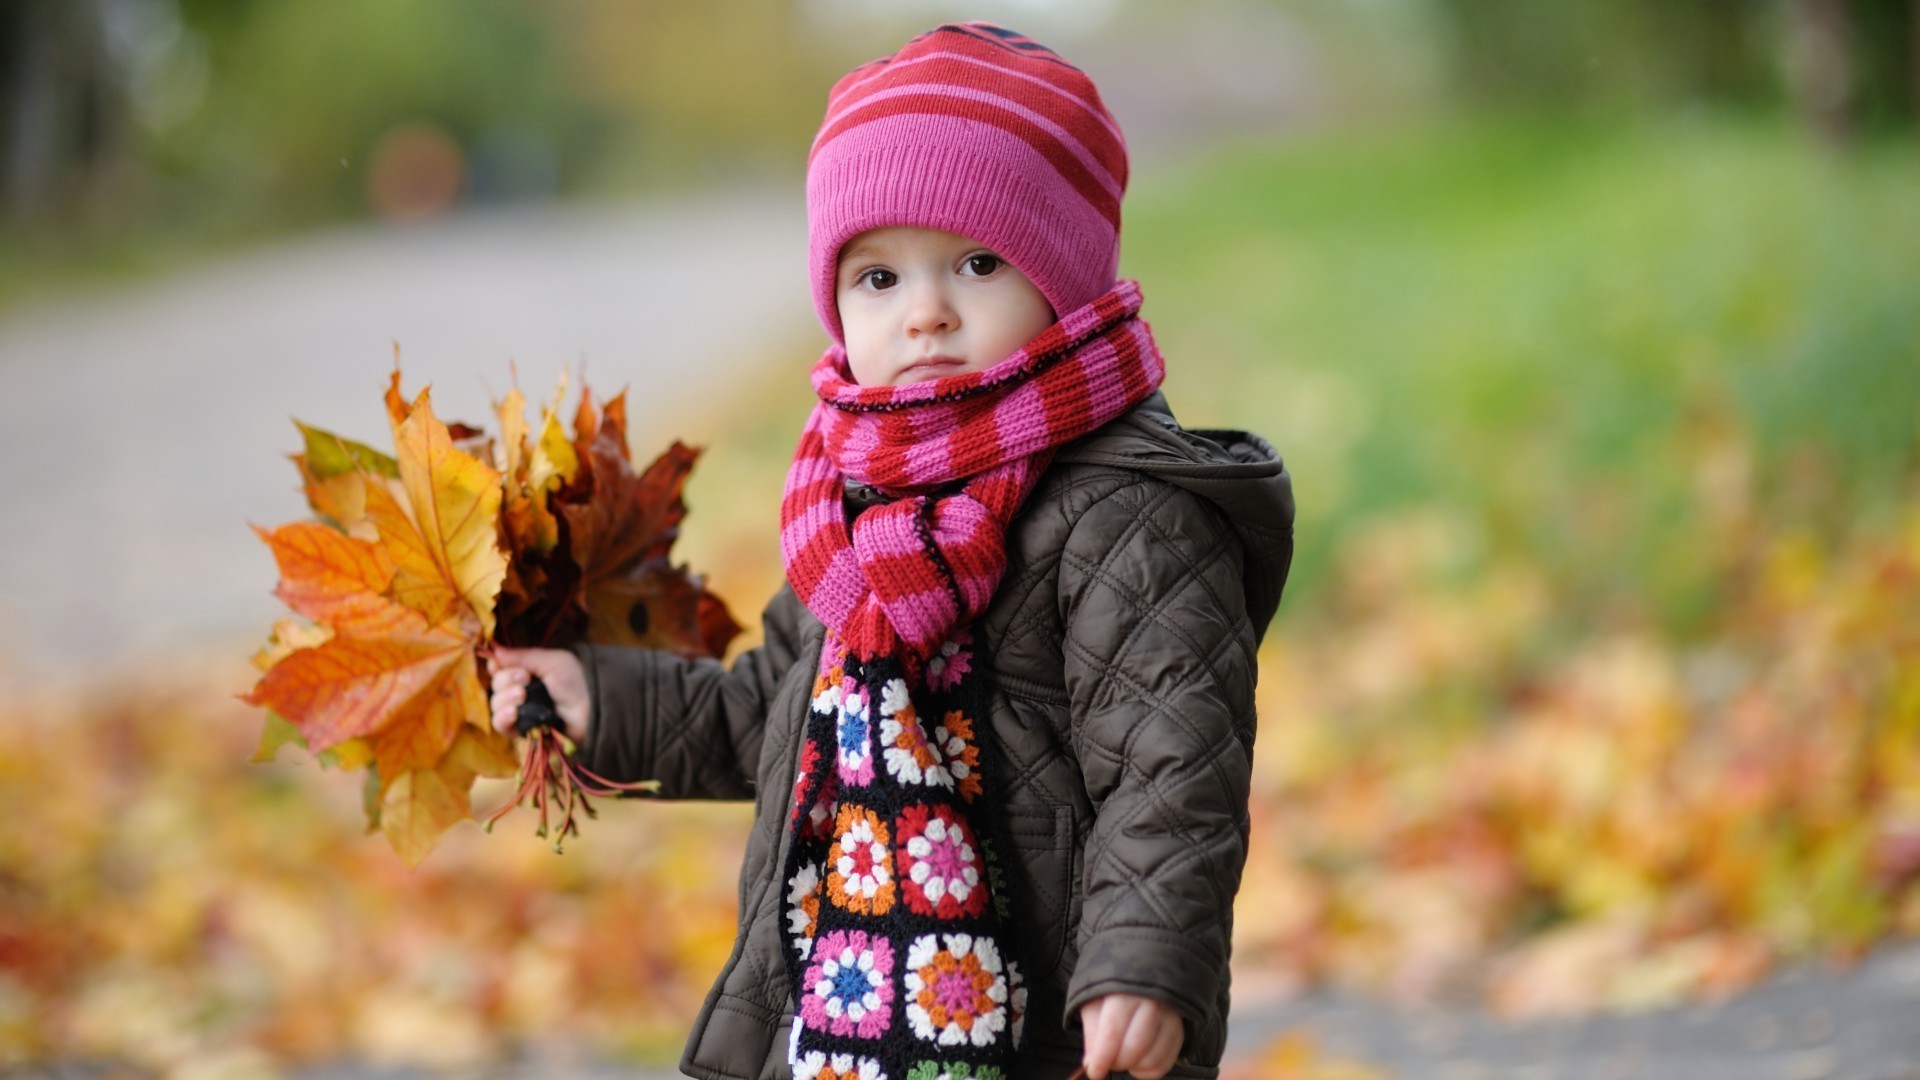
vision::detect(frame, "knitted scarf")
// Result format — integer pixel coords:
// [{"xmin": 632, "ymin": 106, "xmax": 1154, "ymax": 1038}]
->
[{"xmin": 777, "ymin": 281, "xmax": 1164, "ymax": 1079}]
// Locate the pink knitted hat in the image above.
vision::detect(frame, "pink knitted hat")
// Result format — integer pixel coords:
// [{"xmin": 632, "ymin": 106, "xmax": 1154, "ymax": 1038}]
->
[{"xmin": 806, "ymin": 22, "xmax": 1129, "ymax": 343}]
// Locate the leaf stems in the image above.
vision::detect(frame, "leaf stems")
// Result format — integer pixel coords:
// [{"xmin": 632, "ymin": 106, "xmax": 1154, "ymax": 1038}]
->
[{"xmin": 481, "ymin": 726, "xmax": 660, "ymax": 851}]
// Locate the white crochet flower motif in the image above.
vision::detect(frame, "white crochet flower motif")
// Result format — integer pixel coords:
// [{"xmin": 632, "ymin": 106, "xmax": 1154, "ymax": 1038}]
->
[
  {"xmin": 880, "ymin": 712, "xmax": 954, "ymax": 790},
  {"xmin": 835, "ymin": 814, "xmax": 891, "ymax": 903}
]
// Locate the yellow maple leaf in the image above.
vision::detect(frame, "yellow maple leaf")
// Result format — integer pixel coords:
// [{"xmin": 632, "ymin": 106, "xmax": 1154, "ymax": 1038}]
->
[{"xmin": 387, "ymin": 386, "xmax": 507, "ymax": 639}]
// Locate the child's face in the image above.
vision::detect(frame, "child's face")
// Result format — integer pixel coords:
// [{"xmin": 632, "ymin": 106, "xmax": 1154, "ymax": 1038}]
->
[{"xmin": 834, "ymin": 226, "xmax": 1055, "ymax": 387}]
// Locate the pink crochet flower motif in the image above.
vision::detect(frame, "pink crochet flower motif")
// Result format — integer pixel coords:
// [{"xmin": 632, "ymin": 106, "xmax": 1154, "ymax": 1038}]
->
[
  {"xmin": 904, "ymin": 933, "xmax": 1009, "ymax": 1048},
  {"xmin": 896, "ymin": 804, "xmax": 987, "ymax": 920},
  {"xmin": 925, "ymin": 631, "xmax": 974, "ymax": 692},
  {"xmin": 799, "ymin": 929, "xmax": 895, "ymax": 1041}
]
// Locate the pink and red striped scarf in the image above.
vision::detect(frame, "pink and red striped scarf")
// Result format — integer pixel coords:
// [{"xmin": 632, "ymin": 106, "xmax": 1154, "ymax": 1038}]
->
[{"xmin": 781, "ymin": 280, "xmax": 1165, "ymax": 663}]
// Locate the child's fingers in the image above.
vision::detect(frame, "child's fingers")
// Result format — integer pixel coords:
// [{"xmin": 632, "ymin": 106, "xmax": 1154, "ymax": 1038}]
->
[
  {"xmin": 1140, "ymin": 1018, "xmax": 1183, "ymax": 1078},
  {"xmin": 490, "ymin": 684, "xmax": 525, "ymax": 734},
  {"xmin": 1117, "ymin": 1002, "xmax": 1164, "ymax": 1076},
  {"xmin": 1122, "ymin": 1008, "xmax": 1182, "ymax": 1080},
  {"xmin": 1080, "ymin": 997, "xmax": 1118, "ymax": 1079}
]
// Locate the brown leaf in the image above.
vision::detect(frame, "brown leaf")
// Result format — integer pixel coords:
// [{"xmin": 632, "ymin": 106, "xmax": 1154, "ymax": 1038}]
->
[
  {"xmin": 555, "ymin": 435, "xmax": 736, "ymax": 657},
  {"xmin": 564, "ymin": 440, "xmax": 698, "ymax": 591},
  {"xmin": 570, "ymin": 386, "xmax": 603, "ymax": 464},
  {"xmin": 583, "ymin": 562, "xmax": 737, "ymax": 658},
  {"xmin": 600, "ymin": 390, "xmax": 629, "ymax": 463},
  {"xmin": 697, "ymin": 591, "xmax": 744, "ymax": 660}
]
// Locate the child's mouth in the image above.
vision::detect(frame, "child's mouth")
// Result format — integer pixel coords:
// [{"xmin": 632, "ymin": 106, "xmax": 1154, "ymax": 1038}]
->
[{"xmin": 900, "ymin": 355, "xmax": 966, "ymax": 380}]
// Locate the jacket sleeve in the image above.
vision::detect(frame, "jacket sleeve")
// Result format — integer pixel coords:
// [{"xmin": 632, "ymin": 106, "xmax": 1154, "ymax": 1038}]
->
[
  {"xmin": 569, "ymin": 584, "xmax": 815, "ymax": 801},
  {"xmin": 1057, "ymin": 475, "xmax": 1260, "ymax": 1030}
]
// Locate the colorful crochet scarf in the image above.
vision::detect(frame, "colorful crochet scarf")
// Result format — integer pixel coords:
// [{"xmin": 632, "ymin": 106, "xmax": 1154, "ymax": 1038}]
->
[{"xmin": 777, "ymin": 282, "xmax": 1165, "ymax": 1079}]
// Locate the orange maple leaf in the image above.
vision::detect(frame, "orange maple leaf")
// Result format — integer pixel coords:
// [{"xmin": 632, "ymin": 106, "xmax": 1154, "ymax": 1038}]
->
[
  {"xmin": 243, "ymin": 597, "xmax": 479, "ymax": 757},
  {"xmin": 253, "ymin": 521, "xmax": 396, "ymax": 624}
]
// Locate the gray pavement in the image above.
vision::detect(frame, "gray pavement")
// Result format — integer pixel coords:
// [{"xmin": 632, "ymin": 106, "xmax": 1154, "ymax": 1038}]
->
[
  {"xmin": 0, "ymin": 188, "xmax": 810, "ymax": 682},
  {"xmin": 1226, "ymin": 937, "xmax": 1920, "ymax": 1079}
]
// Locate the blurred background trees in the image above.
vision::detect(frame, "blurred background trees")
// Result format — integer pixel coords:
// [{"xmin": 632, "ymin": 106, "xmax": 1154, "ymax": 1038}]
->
[{"xmin": 4, "ymin": 0, "xmax": 1915, "ymax": 240}]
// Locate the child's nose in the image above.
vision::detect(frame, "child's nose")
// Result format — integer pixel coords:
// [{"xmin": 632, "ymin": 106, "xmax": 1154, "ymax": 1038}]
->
[{"xmin": 903, "ymin": 281, "xmax": 959, "ymax": 336}]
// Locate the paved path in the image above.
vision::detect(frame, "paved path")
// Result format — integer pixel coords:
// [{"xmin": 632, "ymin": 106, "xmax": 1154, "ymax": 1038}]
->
[
  {"xmin": 1226, "ymin": 938, "xmax": 1920, "ymax": 1079},
  {"xmin": 0, "ymin": 189, "xmax": 809, "ymax": 682}
]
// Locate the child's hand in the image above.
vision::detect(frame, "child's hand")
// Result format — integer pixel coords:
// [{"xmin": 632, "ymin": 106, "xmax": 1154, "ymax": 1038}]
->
[
  {"xmin": 1079, "ymin": 992, "xmax": 1183, "ymax": 1080},
  {"xmin": 486, "ymin": 646, "xmax": 590, "ymax": 745}
]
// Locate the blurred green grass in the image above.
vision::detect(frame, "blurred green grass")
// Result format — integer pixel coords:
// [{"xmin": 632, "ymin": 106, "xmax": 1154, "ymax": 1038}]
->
[{"xmin": 1117, "ymin": 115, "xmax": 1920, "ymax": 638}]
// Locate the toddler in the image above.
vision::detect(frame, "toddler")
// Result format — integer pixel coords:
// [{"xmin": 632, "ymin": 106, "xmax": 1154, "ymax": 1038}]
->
[{"xmin": 490, "ymin": 22, "xmax": 1294, "ymax": 1080}]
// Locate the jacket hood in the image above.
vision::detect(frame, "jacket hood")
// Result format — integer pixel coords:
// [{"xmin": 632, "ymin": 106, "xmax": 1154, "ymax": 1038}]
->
[{"xmin": 1054, "ymin": 392, "xmax": 1296, "ymax": 640}]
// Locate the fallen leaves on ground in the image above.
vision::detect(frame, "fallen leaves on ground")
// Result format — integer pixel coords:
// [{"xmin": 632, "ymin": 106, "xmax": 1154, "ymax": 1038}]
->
[
  {"xmin": 0, "ymin": 663, "xmax": 749, "ymax": 1072},
  {"xmin": 1238, "ymin": 477, "xmax": 1920, "ymax": 1018}
]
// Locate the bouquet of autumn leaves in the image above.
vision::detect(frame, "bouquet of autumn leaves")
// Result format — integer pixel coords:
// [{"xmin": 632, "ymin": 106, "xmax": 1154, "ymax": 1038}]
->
[{"xmin": 245, "ymin": 370, "xmax": 739, "ymax": 865}]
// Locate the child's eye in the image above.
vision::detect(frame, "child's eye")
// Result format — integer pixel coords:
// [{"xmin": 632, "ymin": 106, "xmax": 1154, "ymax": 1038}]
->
[
  {"xmin": 858, "ymin": 268, "xmax": 898, "ymax": 290},
  {"xmin": 962, "ymin": 254, "xmax": 1003, "ymax": 277}
]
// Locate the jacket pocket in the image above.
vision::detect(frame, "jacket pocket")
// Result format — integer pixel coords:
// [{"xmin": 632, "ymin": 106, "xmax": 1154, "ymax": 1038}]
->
[{"xmin": 998, "ymin": 800, "xmax": 1076, "ymax": 985}]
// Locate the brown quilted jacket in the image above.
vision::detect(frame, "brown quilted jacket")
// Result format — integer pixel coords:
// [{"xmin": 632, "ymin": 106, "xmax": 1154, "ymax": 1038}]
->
[{"xmin": 571, "ymin": 392, "xmax": 1295, "ymax": 1080}]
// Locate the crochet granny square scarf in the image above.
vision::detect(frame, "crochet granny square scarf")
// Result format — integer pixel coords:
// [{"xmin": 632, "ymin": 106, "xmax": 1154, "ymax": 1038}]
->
[{"xmin": 777, "ymin": 281, "xmax": 1165, "ymax": 1079}]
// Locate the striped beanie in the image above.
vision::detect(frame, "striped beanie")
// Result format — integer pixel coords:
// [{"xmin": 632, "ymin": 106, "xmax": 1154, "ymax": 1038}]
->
[{"xmin": 806, "ymin": 22, "xmax": 1129, "ymax": 343}]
